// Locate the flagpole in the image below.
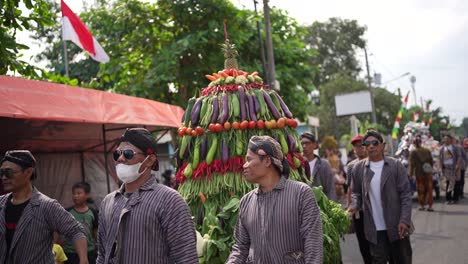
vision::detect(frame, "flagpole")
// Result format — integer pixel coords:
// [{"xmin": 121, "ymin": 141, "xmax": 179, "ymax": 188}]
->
[{"xmin": 63, "ymin": 40, "xmax": 69, "ymax": 77}]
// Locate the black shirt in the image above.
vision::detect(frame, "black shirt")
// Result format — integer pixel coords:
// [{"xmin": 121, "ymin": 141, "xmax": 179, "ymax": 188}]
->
[{"xmin": 5, "ymin": 197, "xmax": 30, "ymax": 256}]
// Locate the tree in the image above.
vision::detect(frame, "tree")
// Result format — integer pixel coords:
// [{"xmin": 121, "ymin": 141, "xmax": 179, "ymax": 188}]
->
[
  {"xmin": 0, "ymin": 0, "xmax": 54, "ymax": 76},
  {"xmin": 303, "ymin": 17, "xmax": 367, "ymax": 87},
  {"xmin": 32, "ymin": 0, "xmax": 317, "ymax": 119}
]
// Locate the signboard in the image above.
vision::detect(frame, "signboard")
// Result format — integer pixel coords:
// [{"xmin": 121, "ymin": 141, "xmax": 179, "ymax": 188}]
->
[
  {"xmin": 334, "ymin": 91, "xmax": 372, "ymax": 116},
  {"xmin": 308, "ymin": 116, "xmax": 320, "ymax": 127}
]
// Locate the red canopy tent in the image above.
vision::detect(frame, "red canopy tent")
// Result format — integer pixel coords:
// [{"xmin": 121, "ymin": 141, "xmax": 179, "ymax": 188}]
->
[{"xmin": 0, "ymin": 75, "xmax": 184, "ymax": 205}]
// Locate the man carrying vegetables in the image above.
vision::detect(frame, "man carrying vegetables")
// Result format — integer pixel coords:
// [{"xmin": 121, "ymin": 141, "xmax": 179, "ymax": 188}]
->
[
  {"xmin": 348, "ymin": 130, "xmax": 413, "ymax": 264},
  {"xmin": 96, "ymin": 128, "xmax": 198, "ymax": 264},
  {"xmin": 226, "ymin": 136, "xmax": 323, "ymax": 264}
]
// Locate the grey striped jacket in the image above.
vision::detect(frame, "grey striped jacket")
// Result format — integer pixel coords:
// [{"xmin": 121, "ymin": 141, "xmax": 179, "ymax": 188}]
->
[
  {"xmin": 96, "ymin": 175, "xmax": 198, "ymax": 264},
  {"xmin": 350, "ymin": 157, "xmax": 412, "ymax": 244},
  {"xmin": 227, "ymin": 176, "xmax": 323, "ymax": 264},
  {"xmin": 0, "ymin": 188, "xmax": 85, "ymax": 264}
]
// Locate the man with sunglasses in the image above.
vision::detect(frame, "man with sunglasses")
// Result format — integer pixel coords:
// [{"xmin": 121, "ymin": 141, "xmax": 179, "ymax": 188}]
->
[
  {"xmin": 299, "ymin": 132, "xmax": 337, "ymax": 201},
  {"xmin": 0, "ymin": 150, "xmax": 88, "ymax": 264},
  {"xmin": 227, "ymin": 136, "xmax": 323, "ymax": 263},
  {"xmin": 96, "ymin": 128, "xmax": 197, "ymax": 264},
  {"xmin": 348, "ymin": 130, "xmax": 412, "ymax": 264}
]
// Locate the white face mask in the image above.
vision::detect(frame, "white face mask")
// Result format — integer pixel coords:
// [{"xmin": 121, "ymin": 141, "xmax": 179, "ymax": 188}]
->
[{"xmin": 116, "ymin": 163, "xmax": 145, "ymax": 183}]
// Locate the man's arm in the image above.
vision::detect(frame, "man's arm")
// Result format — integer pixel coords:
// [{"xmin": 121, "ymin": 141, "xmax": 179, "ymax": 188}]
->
[
  {"xmin": 162, "ymin": 193, "xmax": 198, "ymax": 264},
  {"xmin": 408, "ymin": 151, "xmax": 416, "ymax": 177},
  {"xmin": 349, "ymin": 162, "xmax": 363, "ymax": 213},
  {"xmin": 301, "ymin": 186, "xmax": 323, "ymax": 264},
  {"xmin": 96, "ymin": 199, "xmax": 108, "ymax": 264},
  {"xmin": 395, "ymin": 160, "xmax": 412, "ymax": 226},
  {"xmin": 46, "ymin": 200, "xmax": 88, "ymax": 264},
  {"xmin": 321, "ymin": 160, "xmax": 337, "ymax": 201},
  {"xmin": 226, "ymin": 198, "xmax": 250, "ymax": 264}
]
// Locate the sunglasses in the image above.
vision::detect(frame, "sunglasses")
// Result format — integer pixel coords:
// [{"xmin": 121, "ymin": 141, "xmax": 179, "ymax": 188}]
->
[
  {"xmin": 363, "ymin": 140, "xmax": 381, "ymax": 147},
  {"xmin": 113, "ymin": 149, "xmax": 144, "ymax": 161},
  {"xmin": 0, "ymin": 168, "xmax": 22, "ymax": 179}
]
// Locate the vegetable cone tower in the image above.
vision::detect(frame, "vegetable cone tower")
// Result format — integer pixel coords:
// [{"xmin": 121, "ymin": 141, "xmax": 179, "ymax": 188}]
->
[{"xmin": 175, "ymin": 38, "xmax": 306, "ymax": 216}]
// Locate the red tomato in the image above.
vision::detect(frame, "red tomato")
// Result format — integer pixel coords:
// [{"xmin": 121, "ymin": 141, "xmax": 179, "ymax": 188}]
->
[
  {"xmin": 208, "ymin": 123, "xmax": 216, "ymax": 132},
  {"xmin": 232, "ymin": 121, "xmax": 240, "ymax": 130},
  {"xmin": 186, "ymin": 127, "xmax": 193, "ymax": 135},
  {"xmin": 257, "ymin": 120, "xmax": 265, "ymax": 129},
  {"xmin": 178, "ymin": 127, "xmax": 186, "ymax": 137},
  {"xmin": 291, "ymin": 119, "xmax": 298, "ymax": 128},
  {"xmin": 215, "ymin": 123, "xmax": 223, "ymax": 133},
  {"xmin": 191, "ymin": 130, "xmax": 198, "ymax": 137},
  {"xmin": 277, "ymin": 117, "xmax": 286, "ymax": 129},
  {"xmin": 248, "ymin": 121, "xmax": 256, "ymax": 130},
  {"xmin": 240, "ymin": 120, "xmax": 249, "ymax": 130},
  {"xmin": 195, "ymin": 126, "xmax": 204, "ymax": 135},
  {"xmin": 224, "ymin": 121, "xmax": 231, "ymax": 131}
]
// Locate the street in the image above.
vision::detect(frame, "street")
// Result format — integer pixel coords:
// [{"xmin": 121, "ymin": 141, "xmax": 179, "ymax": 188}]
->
[{"xmin": 341, "ymin": 174, "xmax": 468, "ymax": 264}]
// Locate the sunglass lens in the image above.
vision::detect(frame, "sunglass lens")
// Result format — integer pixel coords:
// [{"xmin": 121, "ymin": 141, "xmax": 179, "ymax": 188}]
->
[
  {"xmin": 113, "ymin": 150, "xmax": 136, "ymax": 161},
  {"xmin": 122, "ymin": 149, "xmax": 135, "ymax": 160},
  {"xmin": 0, "ymin": 169, "xmax": 13, "ymax": 179}
]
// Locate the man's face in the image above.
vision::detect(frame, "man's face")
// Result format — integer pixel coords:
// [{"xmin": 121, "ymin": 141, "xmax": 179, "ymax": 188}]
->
[
  {"xmin": 72, "ymin": 187, "xmax": 88, "ymax": 206},
  {"xmin": 363, "ymin": 136, "xmax": 384, "ymax": 160},
  {"xmin": 300, "ymin": 138, "xmax": 317, "ymax": 158},
  {"xmin": 352, "ymin": 142, "xmax": 367, "ymax": 159},
  {"xmin": 464, "ymin": 139, "xmax": 468, "ymax": 149},
  {"xmin": 114, "ymin": 142, "xmax": 148, "ymax": 171},
  {"xmin": 243, "ymin": 149, "xmax": 269, "ymax": 184},
  {"xmin": 0, "ymin": 161, "xmax": 31, "ymax": 193},
  {"xmin": 443, "ymin": 136, "xmax": 452, "ymax": 145}
]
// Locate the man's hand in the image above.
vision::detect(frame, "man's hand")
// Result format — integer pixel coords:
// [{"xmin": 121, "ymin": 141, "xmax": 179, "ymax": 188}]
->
[
  {"xmin": 347, "ymin": 207, "xmax": 357, "ymax": 216},
  {"xmin": 398, "ymin": 223, "xmax": 410, "ymax": 239}
]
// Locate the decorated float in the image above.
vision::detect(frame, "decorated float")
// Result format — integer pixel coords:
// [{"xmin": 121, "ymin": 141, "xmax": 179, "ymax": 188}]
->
[{"xmin": 175, "ymin": 37, "xmax": 349, "ymax": 263}]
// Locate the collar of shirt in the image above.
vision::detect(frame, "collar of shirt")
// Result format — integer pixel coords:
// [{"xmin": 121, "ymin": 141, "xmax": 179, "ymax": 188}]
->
[
  {"xmin": 255, "ymin": 176, "xmax": 287, "ymax": 195},
  {"xmin": 115, "ymin": 175, "xmax": 157, "ymax": 196},
  {"xmin": 364, "ymin": 156, "xmax": 389, "ymax": 167}
]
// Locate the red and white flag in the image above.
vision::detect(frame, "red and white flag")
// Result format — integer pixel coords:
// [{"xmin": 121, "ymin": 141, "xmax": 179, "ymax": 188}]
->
[{"xmin": 61, "ymin": 0, "xmax": 109, "ymax": 63}]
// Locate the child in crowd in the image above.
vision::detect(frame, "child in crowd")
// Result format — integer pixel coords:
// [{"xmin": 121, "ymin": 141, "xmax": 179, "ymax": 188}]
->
[{"xmin": 62, "ymin": 182, "xmax": 98, "ymax": 264}]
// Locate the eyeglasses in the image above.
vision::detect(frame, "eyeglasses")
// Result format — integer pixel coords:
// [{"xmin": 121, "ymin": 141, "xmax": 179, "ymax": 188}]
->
[
  {"xmin": 0, "ymin": 168, "xmax": 22, "ymax": 179},
  {"xmin": 363, "ymin": 140, "xmax": 381, "ymax": 147},
  {"xmin": 112, "ymin": 149, "xmax": 144, "ymax": 161}
]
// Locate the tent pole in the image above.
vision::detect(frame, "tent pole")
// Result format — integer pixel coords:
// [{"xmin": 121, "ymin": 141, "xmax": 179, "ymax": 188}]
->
[
  {"xmin": 80, "ymin": 152, "xmax": 85, "ymax": 182},
  {"xmin": 102, "ymin": 124, "xmax": 111, "ymax": 193}
]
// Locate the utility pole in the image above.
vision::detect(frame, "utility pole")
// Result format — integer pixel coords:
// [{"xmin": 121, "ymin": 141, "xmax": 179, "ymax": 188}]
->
[
  {"xmin": 410, "ymin": 75, "xmax": 417, "ymax": 106},
  {"xmin": 364, "ymin": 47, "xmax": 377, "ymax": 124},
  {"xmin": 253, "ymin": 0, "xmax": 268, "ymax": 84},
  {"xmin": 263, "ymin": 0, "xmax": 276, "ymax": 90}
]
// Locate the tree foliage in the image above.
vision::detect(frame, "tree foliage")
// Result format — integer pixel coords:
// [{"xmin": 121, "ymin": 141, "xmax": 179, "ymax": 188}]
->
[
  {"xmin": 32, "ymin": 0, "xmax": 317, "ymax": 119},
  {"xmin": 0, "ymin": 0, "xmax": 54, "ymax": 76},
  {"xmin": 304, "ymin": 17, "xmax": 367, "ymax": 87}
]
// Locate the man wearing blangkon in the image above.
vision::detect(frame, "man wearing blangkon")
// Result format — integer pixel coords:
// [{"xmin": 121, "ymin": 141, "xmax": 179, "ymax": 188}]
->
[
  {"xmin": 96, "ymin": 128, "xmax": 198, "ymax": 264},
  {"xmin": 226, "ymin": 135, "xmax": 323, "ymax": 264},
  {"xmin": 0, "ymin": 150, "xmax": 88, "ymax": 264},
  {"xmin": 348, "ymin": 130, "xmax": 412, "ymax": 264}
]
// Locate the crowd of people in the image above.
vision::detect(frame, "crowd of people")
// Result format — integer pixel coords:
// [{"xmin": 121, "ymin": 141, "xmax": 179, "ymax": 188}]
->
[{"xmin": 1, "ymin": 126, "xmax": 467, "ymax": 263}]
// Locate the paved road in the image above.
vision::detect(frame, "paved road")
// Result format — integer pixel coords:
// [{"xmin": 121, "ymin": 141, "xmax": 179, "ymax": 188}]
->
[{"xmin": 341, "ymin": 174, "xmax": 468, "ymax": 264}]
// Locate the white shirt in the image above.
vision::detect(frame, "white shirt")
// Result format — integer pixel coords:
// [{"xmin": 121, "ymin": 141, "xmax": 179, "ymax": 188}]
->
[
  {"xmin": 369, "ymin": 160, "xmax": 386, "ymax": 231},
  {"xmin": 309, "ymin": 158, "xmax": 318, "ymax": 175},
  {"xmin": 442, "ymin": 145, "xmax": 454, "ymax": 166}
]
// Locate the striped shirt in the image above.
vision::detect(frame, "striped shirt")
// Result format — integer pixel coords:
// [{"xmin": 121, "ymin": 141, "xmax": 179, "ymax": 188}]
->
[
  {"xmin": 96, "ymin": 175, "xmax": 198, "ymax": 264},
  {"xmin": 0, "ymin": 189, "xmax": 85, "ymax": 264},
  {"xmin": 226, "ymin": 177, "xmax": 323, "ymax": 264}
]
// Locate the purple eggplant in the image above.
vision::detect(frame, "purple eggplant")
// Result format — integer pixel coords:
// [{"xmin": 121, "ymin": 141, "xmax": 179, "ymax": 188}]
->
[
  {"xmin": 247, "ymin": 94, "xmax": 257, "ymax": 121},
  {"xmin": 275, "ymin": 93, "xmax": 293, "ymax": 118},
  {"xmin": 262, "ymin": 90, "xmax": 281, "ymax": 119},
  {"xmin": 210, "ymin": 96, "xmax": 219, "ymax": 124},
  {"xmin": 238, "ymin": 86, "xmax": 246, "ymax": 120},
  {"xmin": 220, "ymin": 93, "xmax": 229, "ymax": 124},
  {"xmin": 252, "ymin": 92, "xmax": 261, "ymax": 115},
  {"xmin": 222, "ymin": 141, "xmax": 229, "ymax": 164},
  {"xmin": 190, "ymin": 98, "xmax": 203, "ymax": 127},
  {"xmin": 287, "ymin": 134, "xmax": 295, "ymax": 153}
]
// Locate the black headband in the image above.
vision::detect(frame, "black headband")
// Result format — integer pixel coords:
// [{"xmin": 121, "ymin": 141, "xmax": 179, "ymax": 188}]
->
[
  {"xmin": 120, "ymin": 128, "xmax": 157, "ymax": 155},
  {"xmin": 300, "ymin": 132, "xmax": 317, "ymax": 143}
]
